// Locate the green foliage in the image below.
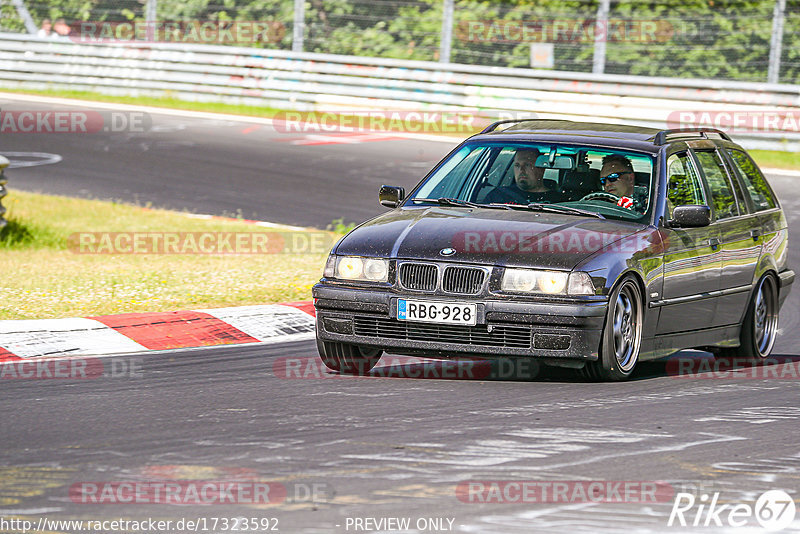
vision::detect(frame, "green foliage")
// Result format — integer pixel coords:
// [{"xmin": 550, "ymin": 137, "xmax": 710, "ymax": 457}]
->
[
  {"xmin": 326, "ymin": 217, "xmax": 356, "ymax": 234},
  {"xmin": 0, "ymin": 217, "xmax": 64, "ymax": 250},
  {"xmin": 7, "ymin": 0, "xmax": 800, "ymax": 82}
]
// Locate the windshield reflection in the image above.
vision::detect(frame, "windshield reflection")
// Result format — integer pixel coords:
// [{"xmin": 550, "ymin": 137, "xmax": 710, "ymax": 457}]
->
[{"xmin": 408, "ymin": 143, "xmax": 655, "ymax": 220}]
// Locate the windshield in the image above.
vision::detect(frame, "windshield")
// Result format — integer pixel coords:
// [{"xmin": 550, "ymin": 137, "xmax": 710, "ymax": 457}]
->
[{"xmin": 408, "ymin": 142, "xmax": 656, "ymax": 221}]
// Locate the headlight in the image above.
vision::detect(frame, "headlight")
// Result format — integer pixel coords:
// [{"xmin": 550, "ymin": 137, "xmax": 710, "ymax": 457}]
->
[
  {"xmin": 364, "ymin": 258, "xmax": 388, "ymax": 281},
  {"xmin": 337, "ymin": 257, "xmax": 363, "ymax": 279},
  {"xmin": 502, "ymin": 269, "xmax": 595, "ymax": 295},
  {"xmin": 501, "ymin": 269, "xmax": 537, "ymax": 292},
  {"xmin": 328, "ymin": 256, "xmax": 389, "ymax": 282},
  {"xmin": 537, "ymin": 271, "xmax": 568, "ymax": 294}
]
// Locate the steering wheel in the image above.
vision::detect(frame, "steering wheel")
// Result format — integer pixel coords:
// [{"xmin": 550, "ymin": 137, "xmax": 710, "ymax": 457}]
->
[{"xmin": 580, "ymin": 191, "xmax": 620, "ymax": 204}]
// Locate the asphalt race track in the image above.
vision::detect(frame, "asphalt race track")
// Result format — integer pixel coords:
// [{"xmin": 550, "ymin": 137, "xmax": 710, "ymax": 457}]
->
[
  {"xmin": 0, "ymin": 96, "xmax": 454, "ymax": 228},
  {"xmin": 3, "ymin": 341, "xmax": 800, "ymax": 533},
  {"xmin": 1, "ymin": 96, "xmax": 800, "ymax": 532}
]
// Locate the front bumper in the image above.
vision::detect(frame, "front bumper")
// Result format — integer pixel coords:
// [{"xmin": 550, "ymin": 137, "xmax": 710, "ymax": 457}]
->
[{"xmin": 313, "ymin": 283, "xmax": 607, "ymax": 361}]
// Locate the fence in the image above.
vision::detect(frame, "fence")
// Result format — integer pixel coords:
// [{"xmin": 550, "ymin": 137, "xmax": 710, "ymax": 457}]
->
[
  {"xmin": 0, "ymin": 32, "xmax": 798, "ymax": 151},
  {"xmin": 3, "ymin": 0, "xmax": 800, "ymax": 85}
]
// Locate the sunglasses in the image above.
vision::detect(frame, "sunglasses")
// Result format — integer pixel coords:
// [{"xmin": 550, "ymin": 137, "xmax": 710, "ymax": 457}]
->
[{"xmin": 600, "ymin": 171, "xmax": 631, "ymax": 184}]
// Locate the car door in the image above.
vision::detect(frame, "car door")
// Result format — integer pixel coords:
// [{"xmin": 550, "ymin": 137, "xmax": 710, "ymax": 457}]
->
[
  {"xmin": 691, "ymin": 147, "xmax": 761, "ymax": 328},
  {"xmin": 656, "ymin": 151, "xmax": 721, "ymax": 335}
]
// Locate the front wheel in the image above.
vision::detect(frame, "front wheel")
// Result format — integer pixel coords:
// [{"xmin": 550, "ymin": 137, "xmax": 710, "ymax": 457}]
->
[
  {"xmin": 317, "ymin": 339, "xmax": 382, "ymax": 375},
  {"xmin": 582, "ymin": 276, "xmax": 643, "ymax": 381}
]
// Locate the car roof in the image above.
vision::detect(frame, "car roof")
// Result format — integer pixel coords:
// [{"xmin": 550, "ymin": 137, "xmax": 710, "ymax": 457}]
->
[{"xmin": 467, "ymin": 120, "xmax": 711, "ymax": 155}]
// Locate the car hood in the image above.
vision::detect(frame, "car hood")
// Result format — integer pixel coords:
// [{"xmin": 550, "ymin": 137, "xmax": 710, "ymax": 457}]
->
[{"xmin": 335, "ymin": 207, "xmax": 648, "ymax": 270}]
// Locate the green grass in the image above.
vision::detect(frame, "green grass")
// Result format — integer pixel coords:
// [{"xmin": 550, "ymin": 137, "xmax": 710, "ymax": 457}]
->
[
  {"xmin": 0, "ymin": 87, "xmax": 287, "ymax": 119},
  {"xmin": 0, "ymin": 191, "xmax": 338, "ymax": 319},
  {"xmin": 750, "ymin": 150, "xmax": 800, "ymax": 171},
  {"xmin": 326, "ymin": 217, "xmax": 358, "ymax": 234}
]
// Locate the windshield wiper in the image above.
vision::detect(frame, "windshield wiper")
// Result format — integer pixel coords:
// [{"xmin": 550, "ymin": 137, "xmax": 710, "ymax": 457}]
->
[
  {"xmin": 411, "ymin": 198, "xmax": 512, "ymax": 210},
  {"xmin": 522, "ymin": 203, "xmax": 605, "ymax": 219}
]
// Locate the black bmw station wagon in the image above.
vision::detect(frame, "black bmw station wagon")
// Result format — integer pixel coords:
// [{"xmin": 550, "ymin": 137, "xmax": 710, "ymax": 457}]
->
[{"xmin": 313, "ymin": 120, "xmax": 794, "ymax": 381}]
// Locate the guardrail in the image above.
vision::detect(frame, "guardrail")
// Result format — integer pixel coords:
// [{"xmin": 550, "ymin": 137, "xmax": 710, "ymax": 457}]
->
[{"xmin": 0, "ymin": 32, "xmax": 798, "ymax": 151}]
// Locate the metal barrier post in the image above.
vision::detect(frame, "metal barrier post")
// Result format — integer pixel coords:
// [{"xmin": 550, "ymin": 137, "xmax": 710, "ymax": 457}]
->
[
  {"xmin": 768, "ymin": 0, "xmax": 786, "ymax": 84},
  {"xmin": 440, "ymin": 0, "xmax": 454, "ymax": 63},
  {"xmin": 10, "ymin": 0, "xmax": 37, "ymax": 34},
  {"xmin": 145, "ymin": 0, "xmax": 157, "ymax": 41},
  {"xmin": 293, "ymin": 0, "xmax": 305, "ymax": 53},
  {"xmin": 592, "ymin": 0, "xmax": 611, "ymax": 74}
]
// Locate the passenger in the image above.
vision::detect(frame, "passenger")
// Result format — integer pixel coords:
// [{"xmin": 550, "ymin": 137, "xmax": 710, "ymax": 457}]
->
[{"xmin": 485, "ymin": 148, "xmax": 563, "ymax": 204}]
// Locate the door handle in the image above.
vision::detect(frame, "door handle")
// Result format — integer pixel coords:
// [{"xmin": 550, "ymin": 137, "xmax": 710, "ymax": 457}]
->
[
  {"xmin": 708, "ymin": 237, "xmax": 720, "ymax": 249},
  {"xmin": 750, "ymin": 229, "xmax": 761, "ymax": 241}
]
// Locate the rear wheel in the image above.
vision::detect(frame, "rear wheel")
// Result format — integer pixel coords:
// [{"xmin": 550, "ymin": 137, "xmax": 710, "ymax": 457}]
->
[
  {"xmin": 317, "ymin": 339, "xmax": 382, "ymax": 375},
  {"xmin": 718, "ymin": 274, "xmax": 778, "ymax": 361},
  {"xmin": 582, "ymin": 276, "xmax": 643, "ymax": 381}
]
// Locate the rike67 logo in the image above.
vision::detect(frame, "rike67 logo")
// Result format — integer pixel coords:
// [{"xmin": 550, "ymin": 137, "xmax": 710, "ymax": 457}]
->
[{"xmin": 668, "ymin": 490, "xmax": 796, "ymax": 531}]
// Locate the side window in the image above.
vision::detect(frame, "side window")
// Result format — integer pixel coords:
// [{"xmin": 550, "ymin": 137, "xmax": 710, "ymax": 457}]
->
[
  {"xmin": 666, "ymin": 153, "xmax": 705, "ymax": 217},
  {"xmin": 694, "ymin": 150, "xmax": 739, "ymax": 219},
  {"xmin": 727, "ymin": 149, "xmax": 778, "ymax": 211}
]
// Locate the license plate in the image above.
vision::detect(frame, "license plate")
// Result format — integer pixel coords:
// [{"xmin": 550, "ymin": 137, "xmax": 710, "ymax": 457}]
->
[{"xmin": 397, "ymin": 299, "xmax": 477, "ymax": 326}]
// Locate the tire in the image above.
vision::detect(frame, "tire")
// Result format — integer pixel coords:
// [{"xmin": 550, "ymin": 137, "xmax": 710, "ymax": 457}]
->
[
  {"xmin": 718, "ymin": 274, "xmax": 778, "ymax": 361},
  {"xmin": 316, "ymin": 338, "xmax": 382, "ymax": 375},
  {"xmin": 582, "ymin": 276, "xmax": 643, "ymax": 382}
]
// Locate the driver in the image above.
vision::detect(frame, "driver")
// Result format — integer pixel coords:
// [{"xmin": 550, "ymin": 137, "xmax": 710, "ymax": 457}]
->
[
  {"xmin": 600, "ymin": 154, "xmax": 644, "ymax": 210},
  {"xmin": 484, "ymin": 148, "xmax": 563, "ymax": 204}
]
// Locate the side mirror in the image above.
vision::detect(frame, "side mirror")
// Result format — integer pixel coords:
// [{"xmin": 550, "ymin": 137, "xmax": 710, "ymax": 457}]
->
[
  {"xmin": 669, "ymin": 205, "xmax": 711, "ymax": 228},
  {"xmin": 379, "ymin": 185, "xmax": 405, "ymax": 208}
]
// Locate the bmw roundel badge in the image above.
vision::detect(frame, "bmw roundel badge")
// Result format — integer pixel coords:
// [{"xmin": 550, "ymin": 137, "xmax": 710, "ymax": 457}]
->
[{"xmin": 439, "ymin": 248, "xmax": 456, "ymax": 256}]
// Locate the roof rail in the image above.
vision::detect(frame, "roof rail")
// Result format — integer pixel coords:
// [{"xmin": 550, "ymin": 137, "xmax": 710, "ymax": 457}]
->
[
  {"xmin": 653, "ymin": 128, "xmax": 731, "ymax": 145},
  {"xmin": 479, "ymin": 118, "xmax": 571, "ymax": 134},
  {"xmin": 479, "ymin": 119, "xmax": 527, "ymax": 134}
]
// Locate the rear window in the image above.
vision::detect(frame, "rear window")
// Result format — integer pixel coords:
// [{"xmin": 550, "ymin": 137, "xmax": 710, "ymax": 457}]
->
[
  {"xmin": 727, "ymin": 149, "xmax": 778, "ymax": 211},
  {"xmin": 694, "ymin": 150, "xmax": 739, "ymax": 219}
]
